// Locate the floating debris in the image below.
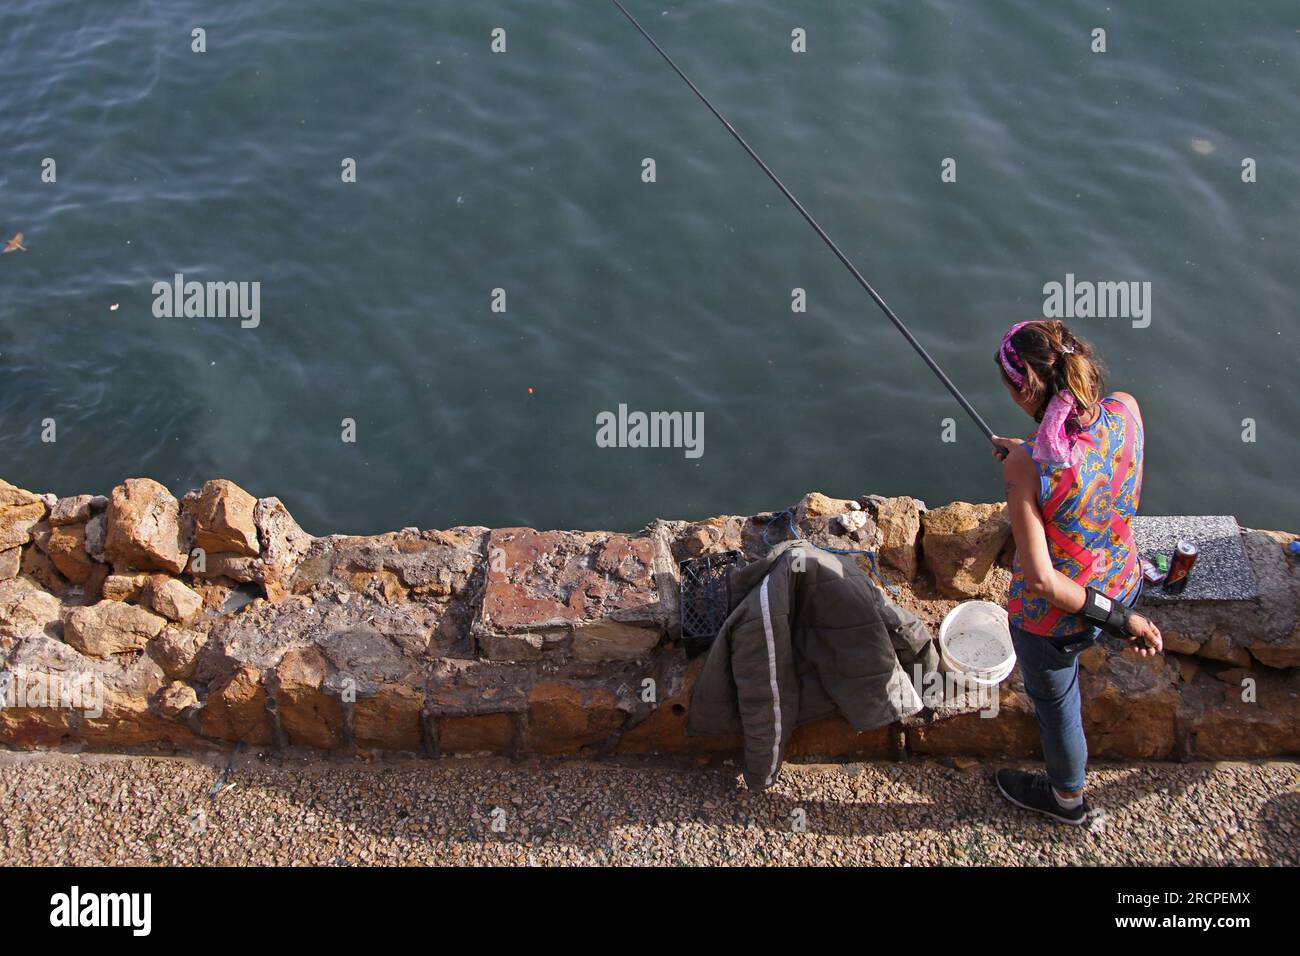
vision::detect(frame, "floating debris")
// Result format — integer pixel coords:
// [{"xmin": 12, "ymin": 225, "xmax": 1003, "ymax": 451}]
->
[{"xmin": 1189, "ymin": 138, "xmax": 1216, "ymax": 155}]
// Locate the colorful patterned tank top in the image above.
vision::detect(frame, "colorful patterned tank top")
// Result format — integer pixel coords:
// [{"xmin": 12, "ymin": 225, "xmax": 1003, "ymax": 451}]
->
[{"xmin": 1008, "ymin": 394, "xmax": 1144, "ymax": 636}]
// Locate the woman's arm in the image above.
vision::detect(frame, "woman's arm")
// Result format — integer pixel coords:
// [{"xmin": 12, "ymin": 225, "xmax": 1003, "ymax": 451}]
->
[
  {"xmin": 992, "ymin": 437, "xmax": 1162, "ymax": 656},
  {"xmin": 999, "ymin": 442, "xmax": 1087, "ymax": 611}
]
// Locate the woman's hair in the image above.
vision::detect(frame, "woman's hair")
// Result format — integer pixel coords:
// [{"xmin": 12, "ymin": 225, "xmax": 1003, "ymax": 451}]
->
[{"xmin": 995, "ymin": 320, "xmax": 1105, "ymax": 428}]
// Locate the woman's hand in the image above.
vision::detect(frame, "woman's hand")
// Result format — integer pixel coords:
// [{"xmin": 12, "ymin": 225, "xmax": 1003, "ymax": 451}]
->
[
  {"xmin": 991, "ymin": 435, "xmax": 1026, "ymax": 461},
  {"xmin": 1125, "ymin": 613, "xmax": 1163, "ymax": 657}
]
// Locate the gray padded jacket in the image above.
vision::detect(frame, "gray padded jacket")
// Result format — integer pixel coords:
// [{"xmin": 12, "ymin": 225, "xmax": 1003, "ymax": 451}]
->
[{"xmin": 685, "ymin": 540, "xmax": 939, "ymax": 790}]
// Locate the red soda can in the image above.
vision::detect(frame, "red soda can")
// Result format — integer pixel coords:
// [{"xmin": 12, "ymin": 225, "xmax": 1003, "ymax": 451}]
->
[{"xmin": 1163, "ymin": 540, "xmax": 1198, "ymax": 594}]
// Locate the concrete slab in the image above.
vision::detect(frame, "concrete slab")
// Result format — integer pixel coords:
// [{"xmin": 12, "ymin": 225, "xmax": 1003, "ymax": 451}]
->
[{"xmin": 1132, "ymin": 515, "xmax": 1258, "ymax": 603}]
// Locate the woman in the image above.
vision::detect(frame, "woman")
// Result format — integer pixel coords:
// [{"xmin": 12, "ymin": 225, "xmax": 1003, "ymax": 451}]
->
[{"xmin": 989, "ymin": 319, "xmax": 1163, "ymax": 825}]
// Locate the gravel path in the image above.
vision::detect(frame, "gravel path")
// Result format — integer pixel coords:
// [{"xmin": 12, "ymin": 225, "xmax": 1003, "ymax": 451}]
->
[{"xmin": 1, "ymin": 752, "xmax": 1295, "ymax": 866}]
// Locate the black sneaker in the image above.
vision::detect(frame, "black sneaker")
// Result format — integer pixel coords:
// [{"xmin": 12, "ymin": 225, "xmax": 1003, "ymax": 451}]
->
[{"xmin": 995, "ymin": 769, "xmax": 1090, "ymax": 825}]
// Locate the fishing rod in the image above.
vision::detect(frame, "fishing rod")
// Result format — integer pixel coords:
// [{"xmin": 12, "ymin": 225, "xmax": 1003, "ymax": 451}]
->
[{"xmin": 610, "ymin": 0, "xmax": 1001, "ymax": 449}]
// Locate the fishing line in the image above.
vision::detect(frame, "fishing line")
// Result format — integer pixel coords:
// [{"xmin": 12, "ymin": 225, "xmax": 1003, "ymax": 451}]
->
[{"xmin": 610, "ymin": 0, "xmax": 1000, "ymax": 447}]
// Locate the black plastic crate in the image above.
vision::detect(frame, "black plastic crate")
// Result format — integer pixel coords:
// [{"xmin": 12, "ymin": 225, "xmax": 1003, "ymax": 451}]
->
[{"xmin": 678, "ymin": 550, "xmax": 742, "ymax": 657}]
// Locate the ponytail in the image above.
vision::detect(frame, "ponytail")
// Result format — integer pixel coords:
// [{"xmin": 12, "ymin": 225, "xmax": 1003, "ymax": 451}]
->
[{"xmin": 996, "ymin": 320, "xmax": 1105, "ymax": 431}]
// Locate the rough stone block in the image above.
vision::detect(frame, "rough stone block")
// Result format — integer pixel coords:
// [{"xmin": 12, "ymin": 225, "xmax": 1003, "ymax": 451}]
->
[
  {"xmin": 921, "ymin": 501, "xmax": 1012, "ymax": 599},
  {"xmin": 526, "ymin": 681, "xmax": 624, "ymax": 754},
  {"xmin": 475, "ymin": 528, "xmax": 664, "ymax": 662},
  {"xmin": 199, "ymin": 664, "xmax": 272, "ymax": 745},
  {"xmin": 0, "ymin": 577, "xmax": 63, "ymax": 651},
  {"xmin": 1177, "ymin": 666, "xmax": 1300, "ymax": 759},
  {"xmin": 64, "ymin": 601, "xmax": 168, "ymax": 657},
  {"xmin": 194, "ymin": 479, "xmax": 261, "ymax": 557},
  {"xmin": 0, "ymin": 479, "xmax": 46, "ymax": 550},
  {"xmin": 46, "ymin": 522, "xmax": 95, "ymax": 584},
  {"xmin": 438, "ymin": 713, "xmax": 516, "ymax": 754},
  {"xmin": 105, "ymin": 478, "xmax": 187, "ymax": 573},
  {"xmin": 272, "ymin": 646, "xmax": 345, "ymax": 750}
]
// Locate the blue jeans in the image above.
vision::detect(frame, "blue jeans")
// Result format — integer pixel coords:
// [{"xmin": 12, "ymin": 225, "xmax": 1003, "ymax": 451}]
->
[
  {"xmin": 1009, "ymin": 624, "xmax": 1100, "ymax": 793},
  {"xmin": 1010, "ymin": 581, "xmax": 1144, "ymax": 792}
]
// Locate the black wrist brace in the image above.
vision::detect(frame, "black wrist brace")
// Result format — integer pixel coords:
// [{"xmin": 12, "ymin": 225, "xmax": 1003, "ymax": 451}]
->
[{"xmin": 1080, "ymin": 586, "xmax": 1133, "ymax": 637}]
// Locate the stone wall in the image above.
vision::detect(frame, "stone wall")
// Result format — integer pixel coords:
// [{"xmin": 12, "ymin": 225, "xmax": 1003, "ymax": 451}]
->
[{"xmin": 2, "ymin": 479, "xmax": 1297, "ymax": 761}]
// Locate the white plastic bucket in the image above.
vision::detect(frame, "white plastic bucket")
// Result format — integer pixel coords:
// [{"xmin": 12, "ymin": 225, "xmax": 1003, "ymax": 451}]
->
[{"xmin": 938, "ymin": 601, "xmax": 1016, "ymax": 686}]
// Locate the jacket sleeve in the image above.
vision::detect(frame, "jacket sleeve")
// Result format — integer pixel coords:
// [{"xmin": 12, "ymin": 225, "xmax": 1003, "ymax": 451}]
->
[
  {"xmin": 730, "ymin": 568, "xmax": 799, "ymax": 790},
  {"xmin": 876, "ymin": 593, "xmax": 939, "ymax": 673}
]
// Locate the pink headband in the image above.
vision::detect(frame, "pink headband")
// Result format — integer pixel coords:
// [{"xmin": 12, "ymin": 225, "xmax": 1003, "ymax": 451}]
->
[{"xmin": 997, "ymin": 321, "xmax": 1031, "ymax": 387}]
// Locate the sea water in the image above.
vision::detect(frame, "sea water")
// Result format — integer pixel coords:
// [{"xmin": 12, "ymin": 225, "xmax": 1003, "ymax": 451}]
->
[{"xmin": 2, "ymin": 0, "xmax": 1296, "ymax": 535}]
